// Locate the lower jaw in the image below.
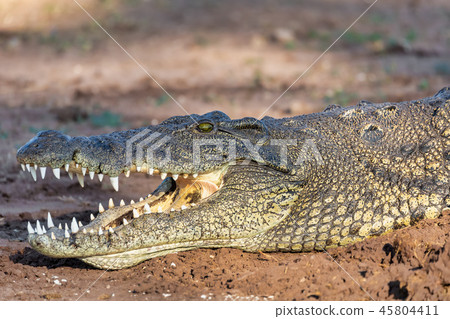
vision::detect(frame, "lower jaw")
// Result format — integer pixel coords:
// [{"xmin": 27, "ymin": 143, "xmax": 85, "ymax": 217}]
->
[
  {"xmin": 79, "ymin": 238, "xmax": 248, "ymax": 270},
  {"xmin": 26, "ymin": 178, "xmax": 220, "ymax": 263},
  {"xmin": 80, "ymin": 247, "xmax": 195, "ymax": 269}
]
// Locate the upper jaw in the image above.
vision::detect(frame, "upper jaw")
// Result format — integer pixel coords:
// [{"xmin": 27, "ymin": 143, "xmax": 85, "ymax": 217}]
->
[
  {"xmin": 16, "ymin": 127, "xmax": 231, "ymax": 191},
  {"xmin": 16, "ymin": 156, "xmax": 220, "ymax": 192}
]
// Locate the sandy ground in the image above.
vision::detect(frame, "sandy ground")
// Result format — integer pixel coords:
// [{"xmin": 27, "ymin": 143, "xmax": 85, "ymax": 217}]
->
[{"xmin": 0, "ymin": 0, "xmax": 449, "ymax": 300}]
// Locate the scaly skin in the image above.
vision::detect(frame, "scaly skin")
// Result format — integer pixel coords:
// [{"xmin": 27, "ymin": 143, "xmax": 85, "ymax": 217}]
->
[{"xmin": 17, "ymin": 88, "xmax": 450, "ymax": 269}]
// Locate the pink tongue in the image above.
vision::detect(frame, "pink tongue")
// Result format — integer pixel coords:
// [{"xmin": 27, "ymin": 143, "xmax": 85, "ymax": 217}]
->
[{"xmin": 197, "ymin": 180, "xmax": 219, "ymax": 199}]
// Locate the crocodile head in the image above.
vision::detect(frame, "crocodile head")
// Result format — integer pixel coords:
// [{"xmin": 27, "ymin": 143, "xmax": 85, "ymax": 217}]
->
[{"xmin": 17, "ymin": 111, "xmax": 313, "ymax": 269}]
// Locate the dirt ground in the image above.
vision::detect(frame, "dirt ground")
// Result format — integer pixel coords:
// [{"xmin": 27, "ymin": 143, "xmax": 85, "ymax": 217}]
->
[{"xmin": 0, "ymin": 0, "xmax": 449, "ymax": 301}]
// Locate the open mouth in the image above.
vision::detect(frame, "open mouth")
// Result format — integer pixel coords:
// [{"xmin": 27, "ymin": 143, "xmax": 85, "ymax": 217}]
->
[{"xmin": 20, "ymin": 160, "xmax": 229, "ymax": 240}]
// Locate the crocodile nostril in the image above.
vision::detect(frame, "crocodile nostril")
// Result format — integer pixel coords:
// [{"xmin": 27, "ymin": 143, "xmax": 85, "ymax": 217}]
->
[{"xmin": 383, "ymin": 105, "xmax": 397, "ymax": 111}]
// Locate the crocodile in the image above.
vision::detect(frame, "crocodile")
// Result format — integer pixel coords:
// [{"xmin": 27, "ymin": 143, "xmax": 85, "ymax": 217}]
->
[{"xmin": 17, "ymin": 88, "xmax": 450, "ymax": 269}]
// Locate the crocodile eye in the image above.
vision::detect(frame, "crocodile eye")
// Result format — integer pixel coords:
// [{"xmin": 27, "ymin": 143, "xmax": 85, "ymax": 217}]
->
[{"xmin": 197, "ymin": 122, "xmax": 214, "ymax": 133}]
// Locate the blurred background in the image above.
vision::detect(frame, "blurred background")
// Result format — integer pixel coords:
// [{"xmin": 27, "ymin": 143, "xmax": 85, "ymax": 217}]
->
[{"xmin": 0, "ymin": 0, "xmax": 449, "ymax": 201}]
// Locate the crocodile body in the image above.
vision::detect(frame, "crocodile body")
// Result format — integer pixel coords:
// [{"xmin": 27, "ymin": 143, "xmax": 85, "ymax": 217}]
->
[{"xmin": 17, "ymin": 88, "xmax": 450, "ymax": 269}]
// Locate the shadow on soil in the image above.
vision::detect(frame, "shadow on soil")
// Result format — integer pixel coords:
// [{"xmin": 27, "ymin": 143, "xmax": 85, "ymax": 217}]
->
[{"xmin": 10, "ymin": 247, "xmax": 93, "ymax": 270}]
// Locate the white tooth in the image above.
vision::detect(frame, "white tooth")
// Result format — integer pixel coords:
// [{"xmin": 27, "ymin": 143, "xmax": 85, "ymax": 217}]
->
[
  {"xmin": 183, "ymin": 174, "xmax": 189, "ymax": 179},
  {"xmin": 27, "ymin": 222, "xmax": 35, "ymax": 234},
  {"xmin": 81, "ymin": 167, "xmax": 87, "ymax": 176},
  {"xmin": 144, "ymin": 203, "xmax": 151, "ymax": 213},
  {"xmin": 191, "ymin": 203, "xmax": 196, "ymax": 206},
  {"xmin": 136, "ymin": 166, "xmax": 141, "ymax": 172},
  {"xmin": 109, "ymin": 228, "xmax": 114, "ymax": 233},
  {"xmin": 65, "ymin": 164, "xmax": 70, "ymax": 172},
  {"xmin": 99, "ymin": 203, "xmax": 105, "ymax": 213},
  {"xmin": 36, "ymin": 220, "xmax": 43, "ymax": 235},
  {"xmin": 89, "ymin": 171, "xmax": 95, "ymax": 180},
  {"xmin": 98, "ymin": 174, "xmax": 104, "ymax": 182},
  {"xmin": 65, "ymin": 229, "xmax": 70, "ymax": 238},
  {"xmin": 123, "ymin": 218, "xmax": 128, "ymax": 225},
  {"xmin": 39, "ymin": 167, "xmax": 46, "ymax": 179},
  {"xmin": 170, "ymin": 208, "xmax": 175, "ymax": 212},
  {"xmin": 110, "ymin": 176, "xmax": 119, "ymax": 192},
  {"xmin": 65, "ymin": 223, "xmax": 69, "ymax": 231},
  {"xmin": 34, "ymin": 164, "xmax": 37, "ymax": 170},
  {"xmin": 98, "ymin": 228, "xmax": 103, "ymax": 235},
  {"xmin": 71, "ymin": 217, "xmax": 79, "ymax": 233},
  {"xmin": 58, "ymin": 223, "xmax": 62, "ymax": 229},
  {"xmin": 139, "ymin": 197, "xmax": 144, "ymax": 202},
  {"xmin": 120, "ymin": 199, "xmax": 125, "ymax": 206},
  {"xmin": 181, "ymin": 205, "xmax": 187, "ymax": 210},
  {"xmin": 52, "ymin": 168, "xmax": 60, "ymax": 179},
  {"xmin": 51, "ymin": 232, "xmax": 56, "ymax": 240},
  {"xmin": 130, "ymin": 200, "xmax": 135, "ymax": 205},
  {"xmin": 158, "ymin": 206, "xmax": 162, "ymax": 213},
  {"xmin": 148, "ymin": 168, "xmax": 154, "ymax": 175},
  {"xmin": 26, "ymin": 163, "xmax": 30, "ymax": 172},
  {"xmin": 68, "ymin": 172, "xmax": 73, "ymax": 180},
  {"xmin": 90, "ymin": 229, "xmax": 94, "ymax": 234},
  {"xmin": 90, "ymin": 214, "xmax": 95, "ymax": 221},
  {"xmin": 78, "ymin": 221, "xmax": 83, "ymax": 227},
  {"xmin": 47, "ymin": 212, "xmax": 55, "ymax": 228},
  {"xmin": 21, "ymin": 164, "xmax": 26, "ymax": 171},
  {"xmin": 76, "ymin": 163, "xmax": 79, "ymax": 168},
  {"xmin": 76, "ymin": 173, "xmax": 84, "ymax": 187},
  {"xmin": 133, "ymin": 209, "xmax": 140, "ymax": 218},
  {"xmin": 193, "ymin": 173, "xmax": 198, "ymax": 178},
  {"xmin": 125, "ymin": 171, "xmax": 130, "ymax": 178},
  {"xmin": 42, "ymin": 226, "xmax": 46, "ymax": 233},
  {"xmin": 108, "ymin": 198, "xmax": 114, "ymax": 209},
  {"xmin": 161, "ymin": 173, "xmax": 167, "ymax": 180},
  {"xmin": 30, "ymin": 166, "xmax": 37, "ymax": 181},
  {"xmin": 172, "ymin": 174, "xmax": 178, "ymax": 180},
  {"xmin": 83, "ymin": 228, "xmax": 87, "ymax": 234}
]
